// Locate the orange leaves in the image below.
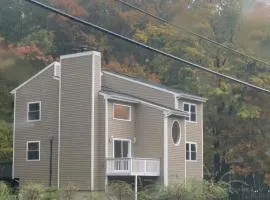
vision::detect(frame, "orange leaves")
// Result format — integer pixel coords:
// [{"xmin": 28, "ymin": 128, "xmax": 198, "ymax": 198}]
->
[
  {"xmin": 7, "ymin": 44, "xmax": 53, "ymax": 63},
  {"xmin": 49, "ymin": 0, "xmax": 87, "ymax": 21},
  {"xmin": 148, "ymin": 73, "xmax": 160, "ymax": 83}
]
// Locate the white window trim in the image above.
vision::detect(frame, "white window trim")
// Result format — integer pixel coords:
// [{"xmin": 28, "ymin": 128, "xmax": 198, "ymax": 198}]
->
[
  {"xmin": 26, "ymin": 141, "xmax": 40, "ymax": 161},
  {"xmin": 183, "ymin": 102, "xmax": 197, "ymax": 123},
  {"xmin": 113, "ymin": 103, "xmax": 132, "ymax": 122},
  {"xmin": 171, "ymin": 120, "xmax": 181, "ymax": 146},
  {"xmin": 186, "ymin": 142, "xmax": 197, "ymax": 162},
  {"xmin": 27, "ymin": 101, "xmax": 41, "ymax": 122},
  {"xmin": 112, "ymin": 138, "xmax": 132, "ymax": 158}
]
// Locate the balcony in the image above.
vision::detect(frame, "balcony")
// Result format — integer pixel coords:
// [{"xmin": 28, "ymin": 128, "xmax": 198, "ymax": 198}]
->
[{"xmin": 106, "ymin": 158, "xmax": 160, "ymax": 176}]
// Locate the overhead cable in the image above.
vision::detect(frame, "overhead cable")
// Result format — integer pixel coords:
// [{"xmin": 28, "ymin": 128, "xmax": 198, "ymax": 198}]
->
[
  {"xmin": 24, "ymin": 0, "xmax": 270, "ymax": 94},
  {"xmin": 116, "ymin": 0, "xmax": 270, "ymax": 67}
]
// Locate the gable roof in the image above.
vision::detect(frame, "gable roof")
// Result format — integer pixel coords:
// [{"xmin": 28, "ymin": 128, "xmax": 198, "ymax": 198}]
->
[
  {"xmin": 10, "ymin": 62, "xmax": 60, "ymax": 94},
  {"xmin": 100, "ymin": 88, "xmax": 189, "ymax": 117},
  {"xmin": 102, "ymin": 70, "xmax": 207, "ymax": 103}
]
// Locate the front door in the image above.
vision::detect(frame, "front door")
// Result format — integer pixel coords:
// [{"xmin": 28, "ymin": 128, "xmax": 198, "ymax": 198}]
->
[{"xmin": 113, "ymin": 140, "xmax": 131, "ymax": 172}]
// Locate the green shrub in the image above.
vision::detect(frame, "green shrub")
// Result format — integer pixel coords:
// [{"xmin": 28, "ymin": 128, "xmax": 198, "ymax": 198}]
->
[
  {"xmin": 60, "ymin": 183, "xmax": 78, "ymax": 200},
  {"xmin": 0, "ymin": 181, "xmax": 14, "ymax": 200},
  {"xmin": 106, "ymin": 180, "xmax": 133, "ymax": 200},
  {"xmin": 137, "ymin": 180, "xmax": 229, "ymax": 200},
  {"xmin": 18, "ymin": 182, "xmax": 46, "ymax": 200}
]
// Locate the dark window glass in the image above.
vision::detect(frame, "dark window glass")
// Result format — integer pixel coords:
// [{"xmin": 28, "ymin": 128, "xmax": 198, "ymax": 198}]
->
[
  {"xmin": 28, "ymin": 103, "xmax": 40, "ymax": 121},
  {"xmin": 27, "ymin": 142, "xmax": 39, "ymax": 160},
  {"xmin": 114, "ymin": 141, "xmax": 122, "ymax": 158},
  {"xmin": 172, "ymin": 121, "xmax": 180, "ymax": 145},
  {"xmin": 191, "ymin": 152, "xmax": 196, "ymax": 160},
  {"xmin": 191, "ymin": 144, "xmax": 196, "ymax": 151},
  {"xmin": 191, "ymin": 113, "xmax": 196, "ymax": 122},
  {"xmin": 28, "ymin": 142, "xmax": 39, "ymax": 151},
  {"xmin": 186, "ymin": 152, "xmax": 190, "ymax": 160},
  {"xmin": 28, "ymin": 151, "xmax": 39, "ymax": 160},
  {"xmin": 191, "ymin": 105, "xmax": 195, "ymax": 112},
  {"xmin": 184, "ymin": 104, "xmax": 189, "ymax": 111},
  {"xmin": 29, "ymin": 103, "xmax": 39, "ymax": 111}
]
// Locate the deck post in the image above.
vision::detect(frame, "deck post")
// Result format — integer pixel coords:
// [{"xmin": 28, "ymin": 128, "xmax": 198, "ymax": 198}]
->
[{"xmin": 135, "ymin": 175, "xmax": 138, "ymax": 200}]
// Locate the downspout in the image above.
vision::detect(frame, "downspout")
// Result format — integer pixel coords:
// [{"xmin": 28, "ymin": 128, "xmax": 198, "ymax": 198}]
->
[{"xmin": 49, "ymin": 135, "xmax": 53, "ymax": 187}]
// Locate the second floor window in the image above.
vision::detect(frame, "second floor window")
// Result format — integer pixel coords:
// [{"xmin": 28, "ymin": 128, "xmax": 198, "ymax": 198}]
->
[
  {"xmin": 186, "ymin": 143, "xmax": 197, "ymax": 161},
  {"xmin": 184, "ymin": 103, "xmax": 196, "ymax": 122},
  {"xmin": 28, "ymin": 102, "xmax": 41, "ymax": 121},
  {"xmin": 27, "ymin": 141, "xmax": 40, "ymax": 161},
  {"xmin": 113, "ymin": 104, "xmax": 131, "ymax": 121}
]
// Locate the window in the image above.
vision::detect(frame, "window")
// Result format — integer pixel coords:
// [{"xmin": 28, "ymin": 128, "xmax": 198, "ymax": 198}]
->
[
  {"xmin": 184, "ymin": 103, "xmax": 196, "ymax": 122},
  {"xmin": 171, "ymin": 121, "xmax": 181, "ymax": 145},
  {"xmin": 113, "ymin": 104, "xmax": 131, "ymax": 121},
  {"xmin": 28, "ymin": 102, "xmax": 41, "ymax": 121},
  {"xmin": 27, "ymin": 141, "xmax": 40, "ymax": 161},
  {"xmin": 186, "ymin": 143, "xmax": 197, "ymax": 161}
]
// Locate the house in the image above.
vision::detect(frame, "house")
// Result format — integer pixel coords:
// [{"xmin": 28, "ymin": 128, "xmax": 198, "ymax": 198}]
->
[{"xmin": 11, "ymin": 51, "xmax": 206, "ymax": 191}]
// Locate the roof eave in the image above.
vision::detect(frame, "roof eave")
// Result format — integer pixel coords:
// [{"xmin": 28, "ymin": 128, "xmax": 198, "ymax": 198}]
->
[
  {"xmin": 10, "ymin": 62, "xmax": 59, "ymax": 94},
  {"xmin": 177, "ymin": 94, "xmax": 207, "ymax": 103}
]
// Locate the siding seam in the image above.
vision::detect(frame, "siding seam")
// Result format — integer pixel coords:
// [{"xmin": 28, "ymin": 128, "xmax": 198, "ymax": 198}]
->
[
  {"xmin": 164, "ymin": 113, "xmax": 168, "ymax": 186},
  {"xmin": 57, "ymin": 62, "xmax": 62, "ymax": 189},
  {"xmin": 91, "ymin": 55, "xmax": 95, "ymax": 191},
  {"xmin": 12, "ymin": 92, "xmax": 16, "ymax": 179}
]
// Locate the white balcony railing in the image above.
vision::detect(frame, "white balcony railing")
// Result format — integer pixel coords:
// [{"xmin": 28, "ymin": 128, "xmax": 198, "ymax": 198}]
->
[{"xmin": 106, "ymin": 158, "xmax": 160, "ymax": 176}]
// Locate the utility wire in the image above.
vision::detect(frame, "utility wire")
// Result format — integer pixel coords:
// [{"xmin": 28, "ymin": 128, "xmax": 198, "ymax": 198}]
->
[
  {"xmin": 24, "ymin": 0, "xmax": 270, "ymax": 94},
  {"xmin": 115, "ymin": 0, "xmax": 270, "ymax": 67}
]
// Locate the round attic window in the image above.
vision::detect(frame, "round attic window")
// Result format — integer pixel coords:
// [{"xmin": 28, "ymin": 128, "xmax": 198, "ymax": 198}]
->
[{"xmin": 172, "ymin": 121, "xmax": 181, "ymax": 145}]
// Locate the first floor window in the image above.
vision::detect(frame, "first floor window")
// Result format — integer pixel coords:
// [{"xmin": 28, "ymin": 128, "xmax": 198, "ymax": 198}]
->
[
  {"xmin": 184, "ymin": 103, "xmax": 196, "ymax": 122},
  {"xmin": 186, "ymin": 143, "xmax": 197, "ymax": 161},
  {"xmin": 113, "ymin": 104, "xmax": 131, "ymax": 121},
  {"xmin": 28, "ymin": 102, "xmax": 41, "ymax": 121},
  {"xmin": 27, "ymin": 141, "xmax": 40, "ymax": 161}
]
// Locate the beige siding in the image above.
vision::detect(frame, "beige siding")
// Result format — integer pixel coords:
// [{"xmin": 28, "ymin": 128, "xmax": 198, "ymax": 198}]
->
[
  {"xmin": 59, "ymin": 53, "xmax": 101, "ymax": 190},
  {"xmin": 94, "ymin": 96, "xmax": 105, "ymax": 191},
  {"xmin": 179, "ymin": 100, "xmax": 203, "ymax": 180},
  {"xmin": 107, "ymin": 101, "xmax": 135, "ymax": 158},
  {"xmin": 134, "ymin": 104, "xmax": 164, "ymax": 183},
  {"xmin": 102, "ymin": 72, "xmax": 176, "ymax": 108},
  {"xmin": 14, "ymin": 66, "xmax": 59, "ymax": 187},
  {"xmin": 167, "ymin": 117, "xmax": 185, "ymax": 184}
]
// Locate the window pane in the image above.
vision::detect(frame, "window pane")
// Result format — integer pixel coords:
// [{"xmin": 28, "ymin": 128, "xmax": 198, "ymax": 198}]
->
[
  {"xmin": 28, "ymin": 142, "xmax": 39, "ymax": 151},
  {"xmin": 122, "ymin": 141, "xmax": 129, "ymax": 158},
  {"xmin": 186, "ymin": 152, "xmax": 190, "ymax": 160},
  {"xmin": 114, "ymin": 141, "xmax": 122, "ymax": 158},
  {"xmin": 191, "ymin": 152, "xmax": 196, "ymax": 160},
  {"xmin": 191, "ymin": 105, "xmax": 196, "ymax": 112},
  {"xmin": 191, "ymin": 144, "xmax": 196, "ymax": 151},
  {"xmin": 28, "ymin": 111, "xmax": 40, "ymax": 120},
  {"xmin": 28, "ymin": 151, "xmax": 39, "ymax": 160},
  {"xmin": 114, "ymin": 104, "xmax": 130, "ymax": 120},
  {"xmin": 29, "ymin": 103, "xmax": 40, "ymax": 111},
  {"xmin": 184, "ymin": 104, "xmax": 189, "ymax": 111},
  {"xmin": 191, "ymin": 113, "xmax": 196, "ymax": 122},
  {"xmin": 186, "ymin": 143, "xmax": 189, "ymax": 151}
]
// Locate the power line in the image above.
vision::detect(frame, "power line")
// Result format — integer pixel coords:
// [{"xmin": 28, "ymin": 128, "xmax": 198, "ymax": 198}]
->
[
  {"xmin": 115, "ymin": 0, "xmax": 270, "ymax": 67},
  {"xmin": 24, "ymin": 0, "xmax": 270, "ymax": 94}
]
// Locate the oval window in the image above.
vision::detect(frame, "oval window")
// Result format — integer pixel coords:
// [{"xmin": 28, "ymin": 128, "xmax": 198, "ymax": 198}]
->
[{"xmin": 172, "ymin": 121, "xmax": 181, "ymax": 145}]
